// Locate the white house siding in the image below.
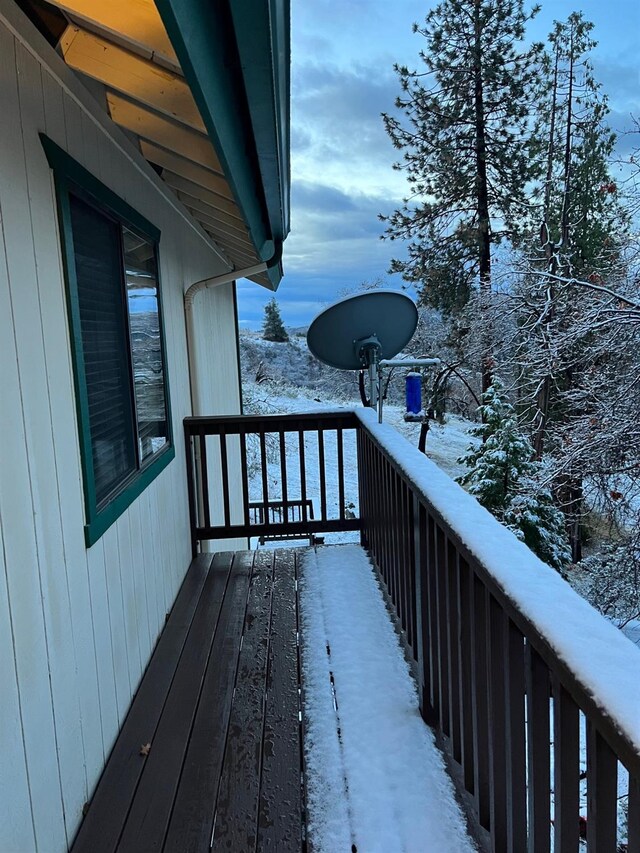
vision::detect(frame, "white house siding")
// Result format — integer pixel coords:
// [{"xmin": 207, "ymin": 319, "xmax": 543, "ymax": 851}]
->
[
  {"xmin": 0, "ymin": 8, "xmax": 244, "ymax": 851},
  {"xmin": 190, "ymin": 286, "xmax": 249, "ymax": 548}
]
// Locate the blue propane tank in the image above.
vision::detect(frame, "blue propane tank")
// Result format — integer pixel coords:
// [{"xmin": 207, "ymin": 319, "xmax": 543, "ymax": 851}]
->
[{"xmin": 405, "ymin": 372, "xmax": 422, "ymax": 415}]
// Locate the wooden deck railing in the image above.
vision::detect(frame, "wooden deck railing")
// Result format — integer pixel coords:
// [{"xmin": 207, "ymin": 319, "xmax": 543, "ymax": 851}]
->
[
  {"xmin": 184, "ymin": 411, "xmax": 360, "ymax": 552},
  {"xmin": 184, "ymin": 408, "xmax": 640, "ymax": 852}
]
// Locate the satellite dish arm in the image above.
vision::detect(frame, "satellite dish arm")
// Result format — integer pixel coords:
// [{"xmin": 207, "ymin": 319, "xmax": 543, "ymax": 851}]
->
[{"xmin": 358, "ymin": 370, "xmax": 371, "ymax": 407}]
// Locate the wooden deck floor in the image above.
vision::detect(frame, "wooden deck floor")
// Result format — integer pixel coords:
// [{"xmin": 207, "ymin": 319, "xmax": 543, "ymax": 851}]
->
[{"xmin": 71, "ymin": 549, "xmax": 305, "ymax": 853}]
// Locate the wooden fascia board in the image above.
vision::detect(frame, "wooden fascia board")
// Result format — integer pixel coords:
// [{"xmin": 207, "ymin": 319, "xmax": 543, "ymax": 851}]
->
[
  {"xmin": 154, "ymin": 0, "xmax": 276, "ymax": 264},
  {"xmin": 228, "ymin": 0, "xmax": 290, "ymax": 242}
]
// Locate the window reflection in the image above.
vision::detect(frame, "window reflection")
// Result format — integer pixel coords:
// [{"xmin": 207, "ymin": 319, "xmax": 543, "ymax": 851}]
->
[{"xmin": 123, "ymin": 227, "xmax": 168, "ymax": 463}]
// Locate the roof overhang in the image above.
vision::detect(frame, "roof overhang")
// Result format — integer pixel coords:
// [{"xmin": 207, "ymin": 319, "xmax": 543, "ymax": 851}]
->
[
  {"xmin": 155, "ymin": 0, "xmax": 290, "ymax": 290},
  {"xmin": 28, "ymin": 0, "xmax": 290, "ymax": 289}
]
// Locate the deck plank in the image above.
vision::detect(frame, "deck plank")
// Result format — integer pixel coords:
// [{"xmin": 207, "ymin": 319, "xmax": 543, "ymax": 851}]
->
[
  {"xmin": 163, "ymin": 550, "xmax": 254, "ymax": 852},
  {"xmin": 257, "ymin": 549, "xmax": 303, "ymax": 851},
  {"xmin": 72, "ymin": 548, "xmax": 307, "ymax": 853},
  {"xmin": 116, "ymin": 552, "xmax": 234, "ymax": 853},
  {"xmin": 212, "ymin": 550, "xmax": 275, "ymax": 851},
  {"xmin": 72, "ymin": 553, "xmax": 213, "ymax": 853}
]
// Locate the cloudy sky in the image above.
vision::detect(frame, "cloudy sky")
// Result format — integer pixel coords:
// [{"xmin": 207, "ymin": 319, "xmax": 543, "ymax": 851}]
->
[{"xmin": 236, "ymin": 0, "xmax": 640, "ymax": 330}]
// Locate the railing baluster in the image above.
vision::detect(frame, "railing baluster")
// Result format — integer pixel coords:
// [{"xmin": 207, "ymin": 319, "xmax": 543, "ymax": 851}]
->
[
  {"xmin": 406, "ymin": 483, "xmax": 417, "ymax": 654},
  {"xmin": 259, "ymin": 428, "xmax": 269, "ymax": 522},
  {"xmin": 361, "ymin": 432, "xmax": 370, "ymax": 549},
  {"xmin": 299, "ymin": 428, "xmax": 308, "ymax": 524},
  {"xmin": 318, "ymin": 428, "xmax": 326, "ymax": 521},
  {"xmin": 448, "ymin": 541, "xmax": 462, "ymax": 764},
  {"xmin": 239, "ymin": 430, "xmax": 251, "ymax": 530},
  {"xmin": 337, "ymin": 428, "xmax": 345, "ymax": 521},
  {"xmin": 525, "ymin": 644, "xmax": 551, "ymax": 853},
  {"xmin": 219, "ymin": 429, "xmax": 230, "ymax": 528},
  {"xmin": 279, "ymin": 430, "xmax": 288, "ymax": 517},
  {"xmin": 384, "ymin": 457, "xmax": 393, "ymax": 595},
  {"xmin": 489, "ymin": 597, "xmax": 508, "ymax": 852},
  {"xmin": 629, "ymin": 772, "xmax": 640, "ymax": 853},
  {"xmin": 553, "ymin": 681, "xmax": 580, "ymax": 853},
  {"xmin": 387, "ymin": 460, "xmax": 396, "ymax": 605},
  {"xmin": 459, "ymin": 556, "xmax": 474, "ymax": 794},
  {"xmin": 371, "ymin": 438, "xmax": 380, "ymax": 559},
  {"xmin": 355, "ymin": 429, "xmax": 365, "ymax": 544},
  {"xmin": 427, "ymin": 514, "xmax": 440, "ymax": 722},
  {"xmin": 586, "ymin": 722, "xmax": 618, "ymax": 851},
  {"xmin": 436, "ymin": 525, "xmax": 450, "ymax": 737},
  {"xmin": 199, "ymin": 428, "xmax": 211, "ymax": 531},
  {"xmin": 397, "ymin": 474, "xmax": 407, "ymax": 632},
  {"xmin": 416, "ymin": 502, "xmax": 437, "ymax": 725},
  {"xmin": 506, "ymin": 619, "xmax": 526, "ymax": 853},
  {"xmin": 472, "ymin": 575, "xmax": 491, "ymax": 831}
]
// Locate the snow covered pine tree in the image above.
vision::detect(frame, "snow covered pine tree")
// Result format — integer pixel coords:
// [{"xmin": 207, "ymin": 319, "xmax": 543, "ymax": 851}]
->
[
  {"xmin": 458, "ymin": 377, "xmax": 571, "ymax": 571},
  {"xmin": 262, "ymin": 297, "xmax": 289, "ymax": 342}
]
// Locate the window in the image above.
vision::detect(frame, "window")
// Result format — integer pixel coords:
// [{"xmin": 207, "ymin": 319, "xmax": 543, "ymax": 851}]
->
[{"xmin": 42, "ymin": 135, "xmax": 174, "ymax": 546}]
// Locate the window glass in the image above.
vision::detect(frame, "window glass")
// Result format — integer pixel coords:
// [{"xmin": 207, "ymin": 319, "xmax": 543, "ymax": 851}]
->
[
  {"xmin": 123, "ymin": 227, "xmax": 169, "ymax": 463},
  {"xmin": 70, "ymin": 194, "xmax": 137, "ymax": 505}
]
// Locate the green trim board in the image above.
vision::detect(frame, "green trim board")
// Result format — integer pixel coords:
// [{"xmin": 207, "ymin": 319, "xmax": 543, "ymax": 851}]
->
[
  {"xmin": 41, "ymin": 134, "xmax": 174, "ymax": 547},
  {"xmin": 229, "ymin": 0, "xmax": 290, "ymax": 241},
  {"xmin": 41, "ymin": 135, "xmax": 161, "ymax": 242},
  {"xmin": 154, "ymin": 0, "xmax": 289, "ymax": 285}
]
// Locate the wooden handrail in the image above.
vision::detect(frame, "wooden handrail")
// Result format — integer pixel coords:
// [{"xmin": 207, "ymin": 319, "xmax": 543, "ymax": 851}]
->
[{"xmin": 184, "ymin": 410, "xmax": 360, "ymax": 550}]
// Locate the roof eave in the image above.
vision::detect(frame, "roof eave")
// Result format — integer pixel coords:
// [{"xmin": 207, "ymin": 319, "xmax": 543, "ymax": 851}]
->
[{"xmin": 155, "ymin": 0, "xmax": 289, "ymax": 286}]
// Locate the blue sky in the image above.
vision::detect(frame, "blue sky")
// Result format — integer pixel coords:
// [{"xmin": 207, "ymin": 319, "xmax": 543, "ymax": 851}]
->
[{"xmin": 237, "ymin": 0, "xmax": 640, "ymax": 330}]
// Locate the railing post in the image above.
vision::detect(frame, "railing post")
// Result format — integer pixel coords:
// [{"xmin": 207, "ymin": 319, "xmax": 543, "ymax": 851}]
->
[{"xmin": 184, "ymin": 421, "xmax": 198, "ymax": 558}]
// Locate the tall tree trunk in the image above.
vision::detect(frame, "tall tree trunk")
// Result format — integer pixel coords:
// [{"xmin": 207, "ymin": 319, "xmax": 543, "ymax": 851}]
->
[
  {"xmin": 473, "ymin": 0, "xmax": 492, "ymax": 397},
  {"xmin": 533, "ymin": 46, "xmax": 560, "ymax": 459}
]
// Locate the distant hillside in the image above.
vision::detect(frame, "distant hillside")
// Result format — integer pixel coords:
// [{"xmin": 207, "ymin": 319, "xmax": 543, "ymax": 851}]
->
[{"xmin": 239, "ymin": 330, "xmax": 362, "ymax": 401}]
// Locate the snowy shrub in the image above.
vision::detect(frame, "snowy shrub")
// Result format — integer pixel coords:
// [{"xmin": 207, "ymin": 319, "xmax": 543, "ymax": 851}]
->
[
  {"xmin": 458, "ymin": 376, "xmax": 571, "ymax": 571},
  {"xmin": 503, "ymin": 478, "xmax": 572, "ymax": 572},
  {"xmin": 575, "ymin": 542, "xmax": 640, "ymax": 621}
]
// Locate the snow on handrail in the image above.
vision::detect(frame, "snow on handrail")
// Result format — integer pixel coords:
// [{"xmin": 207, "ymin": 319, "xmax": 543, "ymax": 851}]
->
[{"xmin": 356, "ymin": 407, "xmax": 640, "ymax": 760}]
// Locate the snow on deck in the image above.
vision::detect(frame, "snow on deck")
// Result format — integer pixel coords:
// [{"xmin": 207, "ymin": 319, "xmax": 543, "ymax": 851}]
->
[{"xmin": 299, "ymin": 544, "xmax": 475, "ymax": 853}]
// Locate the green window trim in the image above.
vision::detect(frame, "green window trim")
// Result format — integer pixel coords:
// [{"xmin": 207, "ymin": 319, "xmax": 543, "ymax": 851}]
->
[{"xmin": 41, "ymin": 134, "xmax": 174, "ymax": 547}]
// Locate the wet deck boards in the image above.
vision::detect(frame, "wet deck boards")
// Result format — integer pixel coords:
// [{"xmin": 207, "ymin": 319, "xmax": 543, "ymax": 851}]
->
[{"xmin": 71, "ymin": 549, "xmax": 305, "ymax": 853}]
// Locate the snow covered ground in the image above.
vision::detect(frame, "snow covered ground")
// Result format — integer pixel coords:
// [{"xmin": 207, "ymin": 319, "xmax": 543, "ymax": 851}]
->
[{"xmin": 299, "ymin": 544, "xmax": 475, "ymax": 853}]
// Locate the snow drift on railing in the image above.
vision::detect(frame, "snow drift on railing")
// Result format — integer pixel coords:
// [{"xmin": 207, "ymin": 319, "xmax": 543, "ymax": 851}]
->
[{"xmin": 356, "ymin": 407, "xmax": 640, "ymax": 754}]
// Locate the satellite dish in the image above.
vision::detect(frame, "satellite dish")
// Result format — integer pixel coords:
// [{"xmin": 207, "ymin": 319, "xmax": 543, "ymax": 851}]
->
[
  {"xmin": 307, "ymin": 289, "xmax": 418, "ymax": 410},
  {"xmin": 307, "ymin": 290, "xmax": 418, "ymax": 370}
]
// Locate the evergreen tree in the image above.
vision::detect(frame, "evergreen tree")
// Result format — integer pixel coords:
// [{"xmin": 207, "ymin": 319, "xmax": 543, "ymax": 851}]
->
[
  {"xmin": 381, "ymin": 0, "xmax": 541, "ymax": 392},
  {"xmin": 262, "ymin": 298, "xmax": 289, "ymax": 342},
  {"xmin": 458, "ymin": 377, "xmax": 533, "ymax": 513},
  {"xmin": 458, "ymin": 377, "xmax": 571, "ymax": 570}
]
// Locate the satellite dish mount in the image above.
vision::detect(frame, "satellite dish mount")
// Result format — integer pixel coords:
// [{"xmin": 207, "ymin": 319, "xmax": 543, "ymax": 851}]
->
[{"xmin": 354, "ymin": 333, "xmax": 383, "ymax": 409}]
